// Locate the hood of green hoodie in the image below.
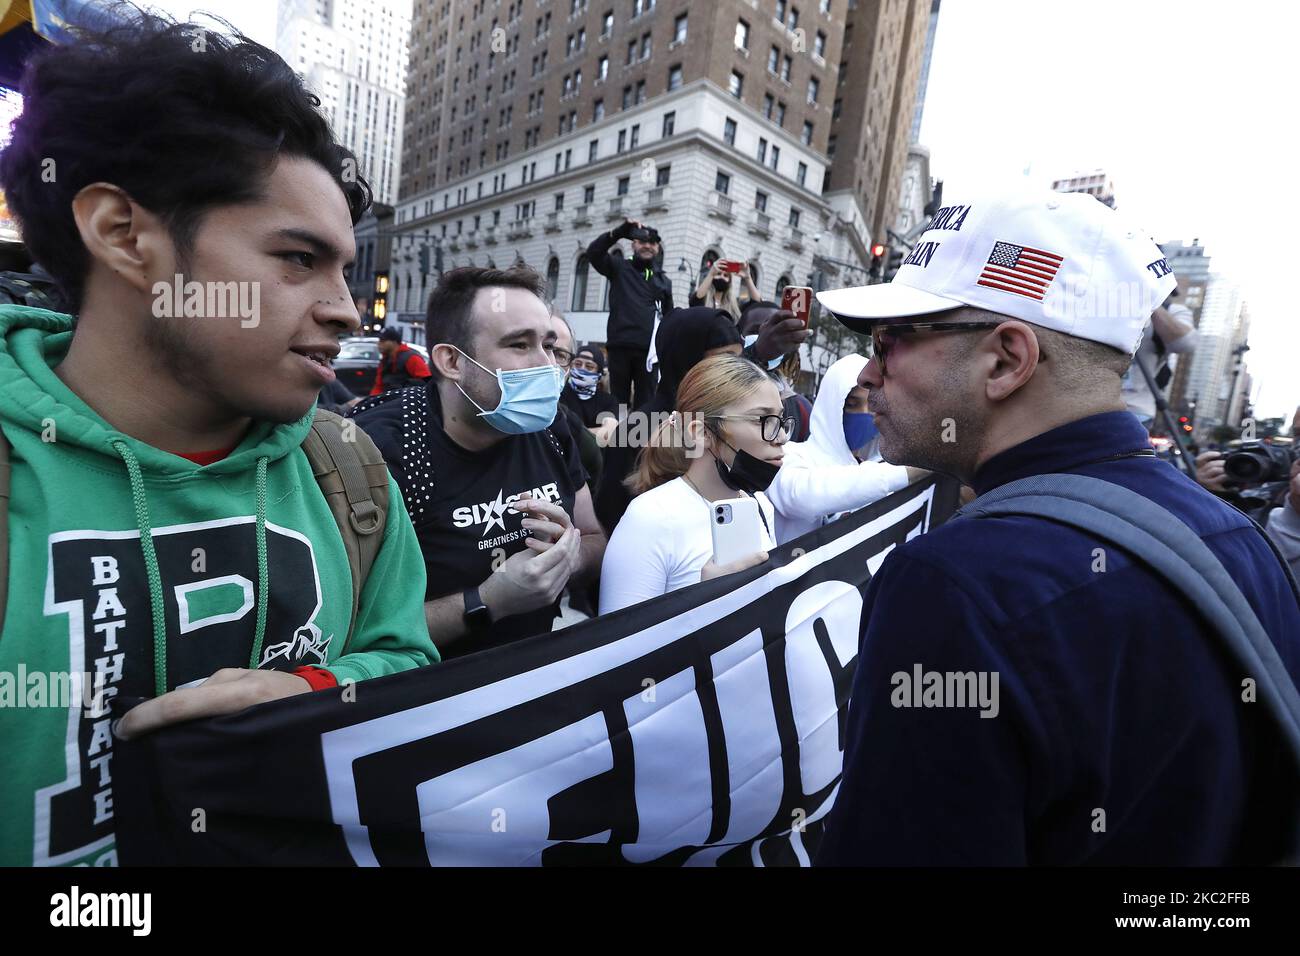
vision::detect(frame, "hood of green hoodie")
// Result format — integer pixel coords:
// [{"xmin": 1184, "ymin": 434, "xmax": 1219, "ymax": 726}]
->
[{"xmin": 0, "ymin": 304, "xmax": 312, "ymax": 471}]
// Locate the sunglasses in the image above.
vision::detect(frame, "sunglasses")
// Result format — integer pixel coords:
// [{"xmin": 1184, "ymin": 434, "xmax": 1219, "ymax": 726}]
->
[{"xmin": 868, "ymin": 321, "xmax": 1003, "ymax": 375}]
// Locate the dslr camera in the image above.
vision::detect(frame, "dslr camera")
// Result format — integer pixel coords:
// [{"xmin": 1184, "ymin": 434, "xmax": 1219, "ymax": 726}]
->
[
  {"xmin": 627, "ymin": 225, "xmax": 661, "ymax": 243},
  {"xmin": 1223, "ymin": 441, "xmax": 1297, "ymax": 484}
]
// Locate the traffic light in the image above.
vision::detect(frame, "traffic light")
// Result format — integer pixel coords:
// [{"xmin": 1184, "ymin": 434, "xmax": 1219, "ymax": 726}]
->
[
  {"xmin": 869, "ymin": 243, "xmax": 886, "ymax": 280},
  {"xmin": 372, "ymin": 271, "xmax": 388, "ymax": 326},
  {"xmin": 1178, "ymin": 415, "xmax": 1193, "ymax": 434},
  {"xmin": 419, "ymin": 245, "xmax": 431, "ymax": 276},
  {"xmin": 884, "ymin": 247, "xmax": 905, "ymax": 282},
  {"xmin": 435, "ymin": 245, "xmax": 445, "ymax": 274}
]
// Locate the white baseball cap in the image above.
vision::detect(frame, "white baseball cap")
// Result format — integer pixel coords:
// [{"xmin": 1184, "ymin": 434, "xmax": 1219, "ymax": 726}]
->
[{"xmin": 816, "ymin": 190, "xmax": 1177, "ymax": 355}]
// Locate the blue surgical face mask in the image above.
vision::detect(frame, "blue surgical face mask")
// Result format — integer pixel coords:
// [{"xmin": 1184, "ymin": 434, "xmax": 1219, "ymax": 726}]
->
[
  {"xmin": 454, "ymin": 348, "xmax": 565, "ymax": 435},
  {"xmin": 843, "ymin": 412, "xmax": 878, "ymax": 452},
  {"xmin": 742, "ymin": 334, "xmax": 785, "ymax": 372}
]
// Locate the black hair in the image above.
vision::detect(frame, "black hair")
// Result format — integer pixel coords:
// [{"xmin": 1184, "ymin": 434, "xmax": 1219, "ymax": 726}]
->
[
  {"xmin": 0, "ymin": 6, "xmax": 372, "ymax": 310},
  {"xmin": 426, "ymin": 266, "xmax": 548, "ymax": 352}
]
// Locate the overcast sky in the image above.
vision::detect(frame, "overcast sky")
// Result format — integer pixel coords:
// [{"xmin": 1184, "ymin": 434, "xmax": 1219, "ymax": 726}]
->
[
  {"xmin": 150, "ymin": 1, "xmax": 1297, "ymax": 420},
  {"xmin": 918, "ymin": 0, "xmax": 1299, "ymax": 421}
]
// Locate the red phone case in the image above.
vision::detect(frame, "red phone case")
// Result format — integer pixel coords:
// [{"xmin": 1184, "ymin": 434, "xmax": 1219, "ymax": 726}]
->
[{"xmin": 782, "ymin": 286, "xmax": 813, "ymax": 326}]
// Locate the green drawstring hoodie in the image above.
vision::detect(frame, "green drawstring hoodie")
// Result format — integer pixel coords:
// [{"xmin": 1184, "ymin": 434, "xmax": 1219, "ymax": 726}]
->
[{"xmin": 0, "ymin": 305, "xmax": 439, "ymax": 866}]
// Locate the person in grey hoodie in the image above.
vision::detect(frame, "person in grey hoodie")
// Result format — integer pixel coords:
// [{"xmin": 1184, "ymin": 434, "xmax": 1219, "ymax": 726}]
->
[{"xmin": 766, "ymin": 353, "xmax": 924, "ymax": 544}]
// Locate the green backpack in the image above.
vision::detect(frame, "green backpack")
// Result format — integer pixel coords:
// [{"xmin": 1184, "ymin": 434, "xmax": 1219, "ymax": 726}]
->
[{"xmin": 0, "ymin": 408, "xmax": 391, "ymax": 650}]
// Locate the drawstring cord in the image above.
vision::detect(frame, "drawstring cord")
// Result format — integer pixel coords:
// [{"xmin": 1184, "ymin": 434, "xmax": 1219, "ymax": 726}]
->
[{"xmin": 111, "ymin": 442, "xmax": 271, "ymax": 696}]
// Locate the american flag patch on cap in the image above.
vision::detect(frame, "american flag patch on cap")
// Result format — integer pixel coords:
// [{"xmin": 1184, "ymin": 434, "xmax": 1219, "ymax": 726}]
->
[{"xmin": 977, "ymin": 242, "xmax": 1063, "ymax": 301}]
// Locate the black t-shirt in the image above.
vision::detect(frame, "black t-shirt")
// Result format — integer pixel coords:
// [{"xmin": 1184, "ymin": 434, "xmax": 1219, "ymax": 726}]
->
[
  {"xmin": 349, "ymin": 382, "xmax": 588, "ymax": 658},
  {"xmin": 559, "ymin": 384, "xmax": 620, "ymax": 429}
]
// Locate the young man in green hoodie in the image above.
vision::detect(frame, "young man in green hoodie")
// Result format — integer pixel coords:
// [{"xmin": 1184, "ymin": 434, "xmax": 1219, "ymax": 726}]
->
[{"xmin": 0, "ymin": 13, "xmax": 439, "ymax": 866}]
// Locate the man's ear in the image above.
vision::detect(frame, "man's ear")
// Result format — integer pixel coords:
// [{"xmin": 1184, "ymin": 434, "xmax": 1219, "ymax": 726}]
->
[
  {"xmin": 430, "ymin": 343, "xmax": 463, "ymax": 381},
  {"xmin": 983, "ymin": 321, "xmax": 1041, "ymax": 402},
  {"xmin": 70, "ymin": 183, "xmax": 168, "ymax": 297}
]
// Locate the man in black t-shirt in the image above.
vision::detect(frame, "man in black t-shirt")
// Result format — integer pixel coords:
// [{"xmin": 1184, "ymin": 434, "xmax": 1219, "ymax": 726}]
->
[{"xmin": 350, "ymin": 267, "xmax": 607, "ymax": 658}]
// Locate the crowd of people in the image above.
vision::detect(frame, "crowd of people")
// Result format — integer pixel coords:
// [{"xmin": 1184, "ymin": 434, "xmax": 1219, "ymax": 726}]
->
[{"xmin": 0, "ymin": 11, "xmax": 1297, "ymax": 868}]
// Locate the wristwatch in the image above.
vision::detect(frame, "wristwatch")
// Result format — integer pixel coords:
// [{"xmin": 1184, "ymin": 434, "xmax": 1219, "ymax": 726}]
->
[{"xmin": 463, "ymin": 586, "xmax": 492, "ymax": 633}]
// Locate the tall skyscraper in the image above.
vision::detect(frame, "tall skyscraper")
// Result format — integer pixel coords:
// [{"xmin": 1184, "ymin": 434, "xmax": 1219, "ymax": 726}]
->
[
  {"xmin": 909, "ymin": 0, "xmax": 940, "ymax": 144},
  {"xmin": 1181, "ymin": 275, "xmax": 1250, "ymax": 433},
  {"xmin": 1160, "ymin": 238, "xmax": 1212, "ymax": 415},
  {"xmin": 277, "ymin": 0, "xmax": 411, "ymax": 205},
  {"xmin": 387, "ymin": 0, "xmax": 933, "ymax": 343}
]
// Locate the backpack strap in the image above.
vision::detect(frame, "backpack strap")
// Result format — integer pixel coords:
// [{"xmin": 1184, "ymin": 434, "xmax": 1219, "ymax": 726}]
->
[
  {"xmin": 957, "ymin": 473, "xmax": 1300, "ymax": 857},
  {"xmin": 0, "ymin": 426, "xmax": 9, "ymax": 636},
  {"xmin": 301, "ymin": 408, "xmax": 391, "ymax": 653}
]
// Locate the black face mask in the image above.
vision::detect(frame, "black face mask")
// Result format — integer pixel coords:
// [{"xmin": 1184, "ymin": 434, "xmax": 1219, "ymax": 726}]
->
[
  {"xmin": 711, "ymin": 435, "xmax": 779, "ymax": 494},
  {"xmin": 712, "ymin": 278, "xmax": 731, "ymax": 293}
]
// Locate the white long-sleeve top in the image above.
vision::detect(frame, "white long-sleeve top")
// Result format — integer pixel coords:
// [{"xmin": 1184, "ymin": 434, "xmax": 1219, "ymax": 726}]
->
[
  {"xmin": 599, "ymin": 476, "xmax": 776, "ymax": 613},
  {"xmin": 766, "ymin": 354, "xmax": 911, "ymax": 544}
]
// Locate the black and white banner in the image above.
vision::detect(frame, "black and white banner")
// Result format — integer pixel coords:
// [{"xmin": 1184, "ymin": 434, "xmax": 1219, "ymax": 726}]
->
[{"xmin": 114, "ymin": 477, "xmax": 960, "ymax": 866}]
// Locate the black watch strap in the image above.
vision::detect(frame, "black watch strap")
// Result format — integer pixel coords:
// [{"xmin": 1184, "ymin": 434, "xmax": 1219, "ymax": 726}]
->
[{"xmin": 463, "ymin": 586, "xmax": 492, "ymax": 633}]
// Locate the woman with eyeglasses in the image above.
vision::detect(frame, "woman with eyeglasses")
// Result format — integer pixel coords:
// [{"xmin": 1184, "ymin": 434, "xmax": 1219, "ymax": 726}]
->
[
  {"xmin": 598, "ymin": 354, "xmax": 790, "ymax": 613},
  {"xmin": 766, "ymin": 353, "xmax": 927, "ymax": 545}
]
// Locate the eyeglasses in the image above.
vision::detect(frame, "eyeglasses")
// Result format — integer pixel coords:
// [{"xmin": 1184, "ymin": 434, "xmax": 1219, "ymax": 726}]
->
[
  {"xmin": 545, "ymin": 345, "xmax": 574, "ymax": 368},
  {"xmin": 709, "ymin": 413, "xmax": 796, "ymax": 442},
  {"xmin": 868, "ymin": 321, "xmax": 1003, "ymax": 376}
]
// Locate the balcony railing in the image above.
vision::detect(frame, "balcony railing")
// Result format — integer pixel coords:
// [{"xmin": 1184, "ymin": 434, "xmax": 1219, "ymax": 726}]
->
[
  {"xmin": 607, "ymin": 195, "xmax": 626, "ymax": 219},
  {"xmin": 643, "ymin": 187, "xmax": 669, "ymax": 212},
  {"xmin": 572, "ymin": 203, "xmax": 593, "ymax": 226},
  {"xmin": 544, "ymin": 211, "xmax": 562, "ymax": 232},
  {"xmin": 708, "ymin": 193, "xmax": 735, "ymax": 221},
  {"xmin": 748, "ymin": 211, "xmax": 772, "ymax": 236},
  {"xmin": 484, "ymin": 225, "xmax": 499, "ymax": 244},
  {"xmin": 783, "ymin": 227, "xmax": 804, "ymax": 250}
]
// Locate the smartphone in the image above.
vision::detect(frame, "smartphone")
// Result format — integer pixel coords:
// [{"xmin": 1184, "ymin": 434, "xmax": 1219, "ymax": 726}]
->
[
  {"xmin": 721, "ymin": 260, "xmax": 745, "ymax": 274},
  {"xmin": 709, "ymin": 497, "xmax": 764, "ymax": 566},
  {"xmin": 781, "ymin": 285, "xmax": 814, "ymax": 327}
]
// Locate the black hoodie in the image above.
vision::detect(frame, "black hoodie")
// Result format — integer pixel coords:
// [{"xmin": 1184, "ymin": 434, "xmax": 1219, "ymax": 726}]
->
[{"xmin": 586, "ymin": 227, "xmax": 675, "ymax": 349}]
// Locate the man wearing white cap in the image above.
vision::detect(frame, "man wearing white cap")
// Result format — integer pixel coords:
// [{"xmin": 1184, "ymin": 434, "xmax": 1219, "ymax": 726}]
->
[{"xmin": 814, "ymin": 191, "xmax": 1300, "ymax": 865}]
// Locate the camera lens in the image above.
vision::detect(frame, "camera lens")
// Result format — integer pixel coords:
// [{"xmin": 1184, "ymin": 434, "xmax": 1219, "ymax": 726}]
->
[{"xmin": 716, "ymin": 516, "xmax": 724, "ymax": 524}]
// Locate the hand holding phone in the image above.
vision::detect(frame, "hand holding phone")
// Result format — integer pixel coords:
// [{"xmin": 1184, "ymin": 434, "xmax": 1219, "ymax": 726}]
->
[
  {"xmin": 709, "ymin": 497, "xmax": 764, "ymax": 566},
  {"xmin": 781, "ymin": 286, "xmax": 814, "ymax": 327}
]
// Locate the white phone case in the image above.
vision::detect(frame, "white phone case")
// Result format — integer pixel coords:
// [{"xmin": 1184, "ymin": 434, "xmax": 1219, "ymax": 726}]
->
[{"xmin": 709, "ymin": 497, "xmax": 764, "ymax": 566}]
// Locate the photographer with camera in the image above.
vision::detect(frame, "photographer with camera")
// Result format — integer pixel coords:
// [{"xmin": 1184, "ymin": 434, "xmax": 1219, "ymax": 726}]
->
[
  {"xmin": 586, "ymin": 218, "xmax": 674, "ymax": 407},
  {"xmin": 1266, "ymin": 457, "xmax": 1300, "ymax": 577}
]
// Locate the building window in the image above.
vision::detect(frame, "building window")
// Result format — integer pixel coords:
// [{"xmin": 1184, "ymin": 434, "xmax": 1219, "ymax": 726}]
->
[
  {"xmin": 617, "ymin": 129, "xmax": 627, "ymax": 152},
  {"xmin": 767, "ymin": 45, "xmax": 779, "ymax": 74},
  {"xmin": 627, "ymin": 39, "xmax": 637, "ymax": 65},
  {"xmin": 755, "ymin": 190, "xmax": 768, "ymax": 212},
  {"xmin": 787, "ymin": 6, "xmax": 799, "ymax": 30},
  {"xmin": 715, "ymin": 170, "xmax": 731, "ymax": 194},
  {"xmin": 656, "ymin": 164, "xmax": 671, "ymax": 186},
  {"xmin": 796, "ymin": 161, "xmax": 808, "ymax": 186},
  {"xmin": 622, "ymin": 84, "xmax": 633, "ymax": 109},
  {"xmin": 832, "ymin": 97, "xmax": 842, "ymax": 119},
  {"xmin": 630, "ymin": 124, "xmax": 640, "ymax": 148},
  {"xmin": 616, "ymin": 175, "xmax": 630, "ymax": 196},
  {"xmin": 802, "ymin": 121, "xmax": 814, "ymax": 145},
  {"xmin": 554, "ymin": 192, "xmax": 566, "ymax": 211},
  {"xmin": 808, "ymin": 76, "xmax": 820, "ymax": 104},
  {"xmin": 546, "ymin": 256, "xmax": 560, "ymax": 300},
  {"xmin": 662, "ymin": 110, "xmax": 676, "ymax": 136},
  {"xmin": 673, "ymin": 13, "xmax": 687, "ymax": 43},
  {"xmin": 572, "ymin": 255, "xmax": 589, "ymax": 309},
  {"xmin": 788, "ymin": 207, "xmax": 801, "ymax": 228},
  {"xmin": 827, "ymin": 133, "xmax": 836, "ymax": 158},
  {"xmin": 667, "ymin": 64, "xmax": 683, "ymax": 90},
  {"xmin": 781, "ymin": 54, "xmax": 792, "ymax": 82},
  {"xmin": 735, "ymin": 19, "xmax": 750, "ymax": 50},
  {"xmin": 635, "ymin": 79, "xmax": 646, "ymax": 103},
  {"xmin": 723, "ymin": 117, "xmax": 737, "ymax": 145},
  {"xmin": 641, "ymin": 33, "xmax": 652, "ymax": 59},
  {"xmin": 763, "ymin": 93, "xmax": 775, "ymax": 119},
  {"xmin": 584, "ymin": 184, "xmax": 596, "ymax": 203},
  {"xmin": 757, "ymin": 137, "xmax": 768, "ymax": 163},
  {"xmin": 602, "ymin": 11, "xmax": 614, "ymax": 37},
  {"xmin": 815, "ymin": 30, "xmax": 827, "ymax": 59},
  {"xmin": 770, "ymin": 145, "xmax": 780, "ymax": 171},
  {"xmin": 776, "ymin": 101, "xmax": 786, "ymax": 126},
  {"xmin": 776, "ymin": 0, "xmax": 787, "ymax": 24},
  {"xmin": 594, "ymin": 98, "xmax": 605, "ymax": 121},
  {"xmin": 728, "ymin": 70, "xmax": 744, "ymax": 98},
  {"xmin": 598, "ymin": 55, "xmax": 609, "ymax": 80},
  {"xmin": 589, "ymin": 139, "xmax": 599, "ymax": 161}
]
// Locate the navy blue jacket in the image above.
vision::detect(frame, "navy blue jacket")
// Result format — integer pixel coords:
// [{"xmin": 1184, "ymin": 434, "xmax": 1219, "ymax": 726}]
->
[{"xmin": 817, "ymin": 411, "xmax": 1300, "ymax": 865}]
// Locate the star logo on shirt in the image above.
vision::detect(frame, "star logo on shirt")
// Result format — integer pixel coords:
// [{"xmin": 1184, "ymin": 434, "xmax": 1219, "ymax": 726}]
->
[{"xmin": 482, "ymin": 489, "xmax": 509, "ymax": 536}]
